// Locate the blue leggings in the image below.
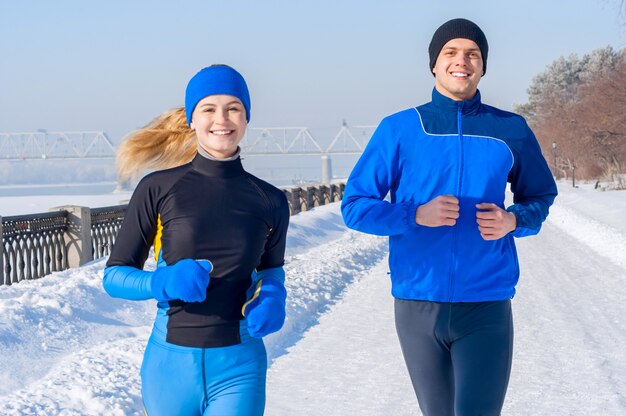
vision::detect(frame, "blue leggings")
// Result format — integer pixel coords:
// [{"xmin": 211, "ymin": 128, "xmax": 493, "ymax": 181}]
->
[
  {"xmin": 395, "ymin": 299, "xmax": 513, "ymax": 416},
  {"xmin": 141, "ymin": 327, "xmax": 267, "ymax": 416}
]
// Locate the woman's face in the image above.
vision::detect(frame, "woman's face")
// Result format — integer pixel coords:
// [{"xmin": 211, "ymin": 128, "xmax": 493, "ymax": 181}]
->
[{"xmin": 190, "ymin": 94, "xmax": 247, "ymax": 159}]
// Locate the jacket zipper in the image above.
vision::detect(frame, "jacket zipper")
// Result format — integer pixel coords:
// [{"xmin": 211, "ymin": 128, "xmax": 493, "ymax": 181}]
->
[{"xmin": 449, "ymin": 104, "xmax": 464, "ymax": 301}]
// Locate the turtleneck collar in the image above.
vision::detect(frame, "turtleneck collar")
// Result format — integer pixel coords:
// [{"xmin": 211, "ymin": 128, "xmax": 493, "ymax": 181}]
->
[
  {"xmin": 197, "ymin": 145, "xmax": 242, "ymax": 161},
  {"xmin": 191, "ymin": 147, "xmax": 245, "ymax": 178},
  {"xmin": 431, "ymin": 87, "xmax": 482, "ymax": 115}
]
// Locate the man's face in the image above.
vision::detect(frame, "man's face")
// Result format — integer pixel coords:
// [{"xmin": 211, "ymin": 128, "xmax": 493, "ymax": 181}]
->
[{"xmin": 432, "ymin": 38, "xmax": 483, "ymax": 101}]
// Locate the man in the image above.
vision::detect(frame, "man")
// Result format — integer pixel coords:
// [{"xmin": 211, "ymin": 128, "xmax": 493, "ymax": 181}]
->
[{"xmin": 341, "ymin": 18, "xmax": 557, "ymax": 416}]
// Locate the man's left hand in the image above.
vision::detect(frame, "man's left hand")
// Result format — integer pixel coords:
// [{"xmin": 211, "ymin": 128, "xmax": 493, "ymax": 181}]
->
[{"xmin": 475, "ymin": 203, "xmax": 517, "ymax": 240}]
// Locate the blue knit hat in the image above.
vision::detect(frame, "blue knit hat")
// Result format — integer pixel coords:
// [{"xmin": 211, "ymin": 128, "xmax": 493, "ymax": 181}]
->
[{"xmin": 185, "ymin": 65, "xmax": 251, "ymax": 126}]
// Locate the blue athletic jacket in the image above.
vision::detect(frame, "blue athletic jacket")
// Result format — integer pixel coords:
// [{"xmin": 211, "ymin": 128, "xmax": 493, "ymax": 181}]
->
[{"xmin": 341, "ymin": 89, "xmax": 557, "ymax": 302}]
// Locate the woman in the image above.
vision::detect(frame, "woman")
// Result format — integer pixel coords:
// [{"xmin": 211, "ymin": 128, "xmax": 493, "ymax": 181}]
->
[{"xmin": 103, "ymin": 65, "xmax": 289, "ymax": 416}]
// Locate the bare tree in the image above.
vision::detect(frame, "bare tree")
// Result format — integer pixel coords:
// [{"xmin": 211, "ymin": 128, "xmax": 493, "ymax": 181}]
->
[
  {"xmin": 576, "ymin": 53, "xmax": 626, "ymax": 179},
  {"xmin": 518, "ymin": 48, "xmax": 625, "ymax": 181}
]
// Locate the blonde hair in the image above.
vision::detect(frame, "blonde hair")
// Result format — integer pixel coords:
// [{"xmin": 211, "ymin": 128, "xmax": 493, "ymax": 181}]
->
[{"xmin": 116, "ymin": 107, "xmax": 197, "ymax": 182}]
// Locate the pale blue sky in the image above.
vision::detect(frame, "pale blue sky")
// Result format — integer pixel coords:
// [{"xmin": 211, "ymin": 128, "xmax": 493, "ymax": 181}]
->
[{"xmin": 1, "ymin": 0, "xmax": 624, "ymax": 143}]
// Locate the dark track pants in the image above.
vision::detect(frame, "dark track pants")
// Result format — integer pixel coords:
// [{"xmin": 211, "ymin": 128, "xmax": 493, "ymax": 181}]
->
[{"xmin": 394, "ymin": 299, "xmax": 513, "ymax": 416}]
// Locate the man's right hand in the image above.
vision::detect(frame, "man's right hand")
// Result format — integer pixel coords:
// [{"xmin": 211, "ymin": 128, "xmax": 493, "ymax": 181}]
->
[{"xmin": 415, "ymin": 195, "xmax": 460, "ymax": 227}]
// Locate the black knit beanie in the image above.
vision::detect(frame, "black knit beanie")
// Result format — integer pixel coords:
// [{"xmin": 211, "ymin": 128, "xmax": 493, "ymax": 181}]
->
[{"xmin": 428, "ymin": 18, "xmax": 489, "ymax": 76}]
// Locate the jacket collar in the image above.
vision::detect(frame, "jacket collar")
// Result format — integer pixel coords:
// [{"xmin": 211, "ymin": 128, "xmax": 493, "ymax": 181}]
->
[
  {"xmin": 431, "ymin": 87, "xmax": 482, "ymax": 115},
  {"xmin": 191, "ymin": 151, "xmax": 246, "ymax": 178}
]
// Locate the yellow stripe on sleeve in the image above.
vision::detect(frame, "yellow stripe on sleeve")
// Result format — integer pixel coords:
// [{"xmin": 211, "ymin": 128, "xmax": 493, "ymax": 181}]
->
[
  {"xmin": 153, "ymin": 214, "xmax": 163, "ymax": 262},
  {"xmin": 241, "ymin": 280, "xmax": 263, "ymax": 316}
]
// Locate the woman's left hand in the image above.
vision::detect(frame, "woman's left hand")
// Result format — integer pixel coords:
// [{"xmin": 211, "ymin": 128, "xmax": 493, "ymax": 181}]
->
[{"xmin": 242, "ymin": 278, "xmax": 287, "ymax": 338}]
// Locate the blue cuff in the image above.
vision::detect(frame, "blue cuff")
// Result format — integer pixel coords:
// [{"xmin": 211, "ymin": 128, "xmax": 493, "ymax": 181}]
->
[
  {"xmin": 103, "ymin": 265, "xmax": 153, "ymax": 300},
  {"xmin": 253, "ymin": 266, "xmax": 285, "ymax": 285},
  {"xmin": 506, "ymin": 205, "xmax": 541, "ymax": 237},
  {"xmin": 406, "ymin": 202, "xmax": 420, "ymax": 229}
]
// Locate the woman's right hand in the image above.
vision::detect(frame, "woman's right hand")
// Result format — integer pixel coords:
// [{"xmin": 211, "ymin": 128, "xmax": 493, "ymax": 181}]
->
[{"xmin": 150, "ymin": 259, "xmax": 213, "ymax": 302}]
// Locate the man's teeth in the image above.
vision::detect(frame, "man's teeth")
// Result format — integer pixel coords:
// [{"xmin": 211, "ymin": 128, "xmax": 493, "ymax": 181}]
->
[{"xmin": 451, "ymin": 72, "xmax": 468, "ymax": 78}]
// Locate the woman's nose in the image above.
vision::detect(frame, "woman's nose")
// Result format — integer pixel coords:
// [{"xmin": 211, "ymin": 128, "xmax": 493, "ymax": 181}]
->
[{"xmin": 215, "ymin": 108, "xmax": 228, "ymax": 122}]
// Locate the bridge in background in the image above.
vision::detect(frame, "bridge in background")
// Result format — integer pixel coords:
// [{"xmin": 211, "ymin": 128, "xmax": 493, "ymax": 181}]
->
[
  {"xmin": 0, "ymin": 131, "xmax": 117, "ymax": 160},
  {"xmin": 0, "ymin": 124, "xmax": 376, "ymax": 183},
  {"xmin": 241, "ymin": 124, "xmax": 375, "ymax": 155}
]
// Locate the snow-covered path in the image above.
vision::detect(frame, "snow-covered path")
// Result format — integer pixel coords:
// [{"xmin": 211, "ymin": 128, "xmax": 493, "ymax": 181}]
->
[
  {"xmin": 0, "ymin": 184, "xmax": 624, "ymax": 415},
  {"xmin": 266, "ymin": 258, "xmax": 417, "ymax": 416},
  {"xmin": 506, "ymin": 208, "xmax": 626, "ymax": 415},
  {"xmin": 266, "ymin": 188, "xmax": 626, "ymax": 416}
]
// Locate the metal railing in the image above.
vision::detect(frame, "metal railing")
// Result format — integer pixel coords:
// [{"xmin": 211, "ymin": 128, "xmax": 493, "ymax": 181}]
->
[
  {"xmin": 283, "ymin": 183, "xmax": 345, "ymax": 215},
  {"xmin": 1, "ymin": 212, "xmax": 69, "ymax": 284},
  {"xmin": 90, "ymin": 205, "xmax": 127, "ymax": 259},
  {"xmin": 0, "ymin": 182, "xmax": 345, "ymax": 286}
]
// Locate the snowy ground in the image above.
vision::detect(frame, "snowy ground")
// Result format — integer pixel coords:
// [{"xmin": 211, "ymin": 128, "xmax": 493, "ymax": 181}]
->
[{"xmin": 0, "ymin": 182, "xmax": 625, "ymax": 415}]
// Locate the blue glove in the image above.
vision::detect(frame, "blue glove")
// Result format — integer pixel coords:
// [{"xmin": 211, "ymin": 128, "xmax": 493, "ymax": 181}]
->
[
  {"xmin": 242, "ymin": 269, "xmax": 287, "ymax": 338},
  {"xmin": 150, "ymin": 259, "xmax": 213, "ymax": 303}
]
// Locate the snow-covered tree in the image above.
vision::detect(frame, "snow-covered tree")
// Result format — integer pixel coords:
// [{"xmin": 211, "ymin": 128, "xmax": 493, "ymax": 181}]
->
[
  {"xmin": 519, "ymin": 48, "xmax": 626, "ymax": 181},
  {"xmin": 516, "ymin": 47, "xmax": 621, "ymax": 126}
]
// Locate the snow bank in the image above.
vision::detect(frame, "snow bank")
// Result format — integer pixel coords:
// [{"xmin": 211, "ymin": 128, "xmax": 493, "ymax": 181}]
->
[{"xmin": 0, "ymin": 202, "xmax": 385, "ymax": 415}]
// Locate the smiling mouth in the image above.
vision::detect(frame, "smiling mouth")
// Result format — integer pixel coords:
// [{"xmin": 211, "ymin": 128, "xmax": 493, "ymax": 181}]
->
[
  {"xmin": 210, "ymin": 130, "xmax": 235, "ymax": 136},
  {"xmin": 451, "ymin": 72, "xmax": 470, "ymax": 78}
]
